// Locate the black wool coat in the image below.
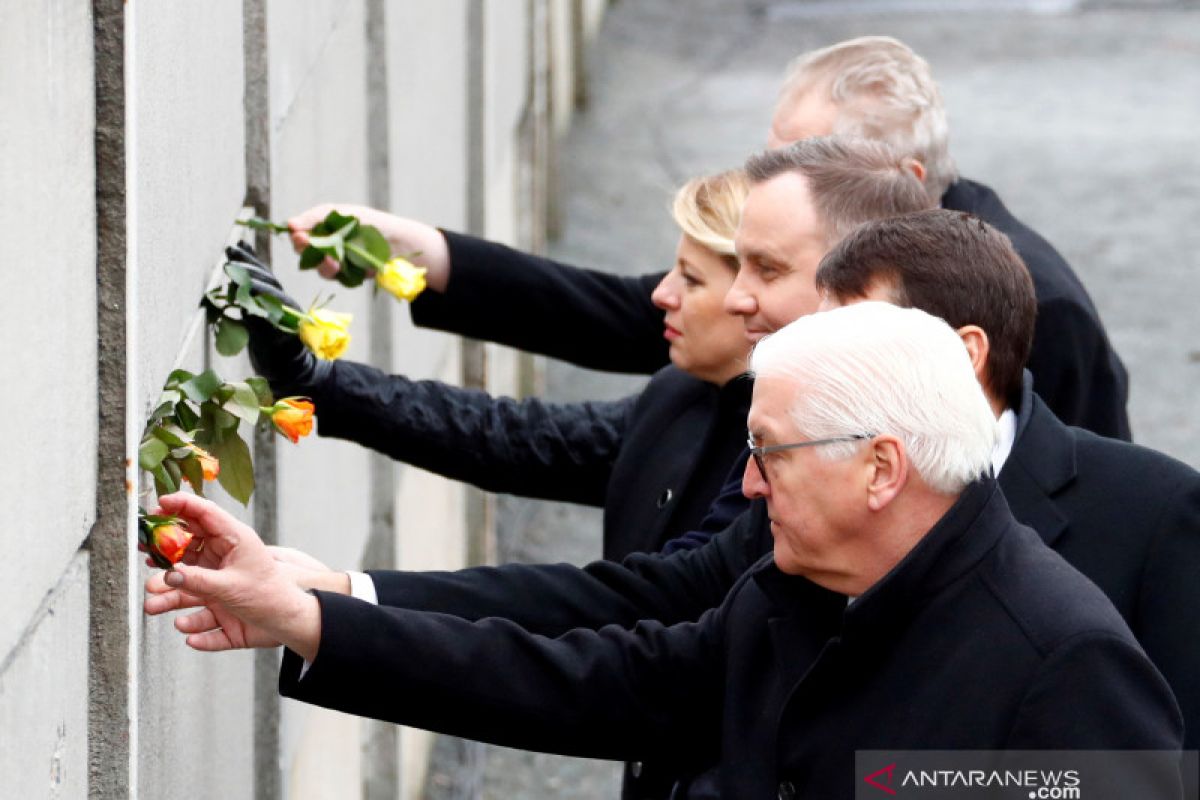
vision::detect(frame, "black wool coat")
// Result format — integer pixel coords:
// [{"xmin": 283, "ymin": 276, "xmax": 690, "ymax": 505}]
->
[
  {"xmin": 366, "ymin": 374, "xmax": 1200, "ymax": 750},
  {"xmin": 307, "ymin": 358, "xmax": 752, "ymax": 561},
  {"xmin": 412, "ymin": 182, "xmax": 1131, "ymax": 440},
  {"xmin": 282, "ymin": 480, "xmax": 1183, "ymax": 799}
]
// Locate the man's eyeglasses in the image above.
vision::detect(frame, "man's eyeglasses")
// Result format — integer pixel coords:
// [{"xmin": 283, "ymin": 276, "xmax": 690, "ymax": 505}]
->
[{"xmin": 747, "ymin": 433, "xmax": 874, "ymax": 483}]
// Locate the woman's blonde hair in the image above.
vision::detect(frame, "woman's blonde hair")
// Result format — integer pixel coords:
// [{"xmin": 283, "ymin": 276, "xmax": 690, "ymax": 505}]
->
[{"xmin": 670, "ymin": 169, "xmax": 749, "ymax": 266}]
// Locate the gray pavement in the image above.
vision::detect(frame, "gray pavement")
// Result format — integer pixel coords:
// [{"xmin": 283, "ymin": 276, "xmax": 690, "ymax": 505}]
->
[{"xmin": 427, "ymin": 1, "xmax": 1200, "ymax": 796}]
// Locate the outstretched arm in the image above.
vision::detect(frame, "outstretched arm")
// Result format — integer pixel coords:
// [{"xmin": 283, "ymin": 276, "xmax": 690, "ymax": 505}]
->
[
  {"xmin": 279, "ymin": 594, "xmax": 726, "ymax": 765},
  {"xmin": 286, "ymin": 204, "xmax": 670, "ymax": 375},
  {"xmin": 366, "ymin": 500, "xmax": 771, "ymax": 636}
]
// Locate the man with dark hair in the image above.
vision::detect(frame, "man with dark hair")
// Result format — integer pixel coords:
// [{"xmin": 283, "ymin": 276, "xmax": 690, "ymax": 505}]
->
[{"xmin": 815, "ymin": 209, "xmax": 1036, "ymax": 410}]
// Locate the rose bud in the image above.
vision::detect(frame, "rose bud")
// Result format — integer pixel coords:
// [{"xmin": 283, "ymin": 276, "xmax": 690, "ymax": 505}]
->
[
  {"xmin": 139, "ymin": 515, "xmax": 194, "ymax": 569},
  {"xmin": 187, "ymin": 443, "xmax": 220, "ymax": 481},
  {"xmin": 266, "ymin": 397, "xmax": 315, "ymax": 443},
  {"xmin": 375, "ymin": 256, "xmax": 427, "ymax": 302},
  {"xmin": 298, "ymin": 306, "xmax": 352, "ymax": 360}
]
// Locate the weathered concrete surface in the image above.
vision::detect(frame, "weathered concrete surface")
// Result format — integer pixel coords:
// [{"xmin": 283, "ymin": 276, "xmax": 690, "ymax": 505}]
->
[
  {"xmin": 133, "ymin": 2, "xmax": 247, "ymax": 412},
  {"xmin": 0, "ymin": 554, "xmax": 89, "ymax": 800},
  {"xmin": 0, "ymin": 0, "xmax": 97, "ymax": 667},
  {"xmin": 429, "ymin": 1, "xmax": 1200, "ymax": 796}
]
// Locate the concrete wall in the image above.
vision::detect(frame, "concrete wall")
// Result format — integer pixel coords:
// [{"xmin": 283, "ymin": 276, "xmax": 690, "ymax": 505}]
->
[{"xmin": 0, "ymin": 0, "xmax": 605, "ymax": 797}]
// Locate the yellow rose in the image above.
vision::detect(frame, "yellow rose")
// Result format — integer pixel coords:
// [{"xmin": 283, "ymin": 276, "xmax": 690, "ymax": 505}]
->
[
  {"xmin": 375, "ymin": 256, "xmax": 427, "ymax": 302},
  {"xmin": 298, "ymin": 307, "xmax": 353, "ymax": 360}
]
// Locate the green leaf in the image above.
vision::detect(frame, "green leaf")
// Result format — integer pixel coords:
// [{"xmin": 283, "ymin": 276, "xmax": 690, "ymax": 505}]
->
[
  {"xmin": 321, "ymin": 210, "xmax": 358, "ymax": 235},
  {"xmin": 151, "ymin": 462, "xmax": 177, "ymax": 496},
  {"xmin": 224, "ymin": 262, "xmax": 252, "ymax": 287},
  {"xmin": 234, "ymin": 280, "xmax": 257, "ymax": 311},
  {"xmin": 178, "ymin": 453, "xmax": 206, "ymax": 495},
  {"xmin": 164, "ymin": 458, "xmax": 183, "ymax": 487},
  {"xmin": 174, "ymin": 401, "xmax": 200, "ymax": 432},
  {"xmin": 253, "ymin": 293, "xmax": 294, "ymax": 328},
  {"xmin": 298, "ymin": 246, "xmax": 325, "ymax": 271},
  {"xmin": 241, "ymin": 216, "xmax": 290, "ymax": 234},
  {"xmin": 148, "ymin": 400, "xmax": 175, "ymax": 425},
  {"xmin": 246, "ymin": 376, "xmax": 273, "ymax": 406},
  {"xmin": 337, "ymin": 261, "xmax": 368, "ymax": 288},
  {"xmin": 307, "ymin": 232, "xmax": 346, "ymax": 262},
  {"xmin": 150, "ymin": 424, "xmax": 190, "ymax": 448},
  {"xmin": 214, "ymin": 317, "xmax": 250, "ymax": 357},
  {"xmin": 224, "ymin": 381, "xmax": 265, "ymax": 425},
  {"xmin": 138, "ymin": 437, "xmax": 169, "ymax": 471},
  {"xmin": 165, "ymin": 369, "xmax": 195, "ymax": 390},
  {"xmin": 201, "ymin": 293, "xmax": 224, "ymax": 325},
  {"xmin": 352, "ymin": 224, "xmax": 391, "ymax": 263},
  {"xmin": 209, "ymin": 433, "xmax": 255, "ymax": 505},
  {"xmin": 180, "ymin": 369, "xmax": 223, "ymax": 403}
]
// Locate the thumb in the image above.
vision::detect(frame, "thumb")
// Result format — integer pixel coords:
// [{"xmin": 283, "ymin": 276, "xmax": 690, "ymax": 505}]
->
[{"xmin": 165, "ymin": 562, "xmax": 231, "ymax": 601}]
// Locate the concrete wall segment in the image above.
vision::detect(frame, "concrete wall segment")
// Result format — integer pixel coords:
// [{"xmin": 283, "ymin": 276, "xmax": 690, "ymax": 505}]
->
[
  {"xmin": 0, "ymin": 0, "xmax": 98, "ymax": 665},
  {"xmin": 0, "ymin": 553, "xmax": 89, "ymax": 800},
  {"xmin": 133, "ymin": 2, "xmax": 247, "ymax": 412},
  {"xmin": 385, "ymin": 1, "xmax": 470, "ymax": 232}
]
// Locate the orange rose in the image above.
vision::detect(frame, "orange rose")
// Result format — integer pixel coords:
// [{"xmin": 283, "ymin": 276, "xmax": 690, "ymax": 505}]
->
[
  {"xmin": 268, "ymin": 398, "xmax": 315, "ymax": 443},
  {"xmin": 187, "ymin": 443, "xmax": 220, "ymax": 482},
  {"xmin": 140, "ymin": 516, "xmax": 194, "ymax": 568}
]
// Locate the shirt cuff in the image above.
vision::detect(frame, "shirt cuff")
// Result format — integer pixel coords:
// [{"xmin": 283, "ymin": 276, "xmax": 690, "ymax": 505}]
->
[
  {"xmin": 300, "ymin": 574, "xmax": 377, "ymax": 678},
  {"xmin": 346, "ymin": 571, "xmax": 379, "ymax": 605}
]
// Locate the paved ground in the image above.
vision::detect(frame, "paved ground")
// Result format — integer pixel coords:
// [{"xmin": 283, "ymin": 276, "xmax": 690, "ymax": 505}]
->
[{"xmin": 427, "ymin": 1, "xmax": 1200, "ymax": 796}]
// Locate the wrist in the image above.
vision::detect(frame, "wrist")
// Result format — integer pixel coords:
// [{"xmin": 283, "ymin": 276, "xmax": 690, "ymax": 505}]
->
[
  {"xmin": 295, "ymin": 569, "xmax": 351, "ymax": 595},
  {"xmin": 275, "ymin": 588, "xmax": 322, "ymax": 664}
]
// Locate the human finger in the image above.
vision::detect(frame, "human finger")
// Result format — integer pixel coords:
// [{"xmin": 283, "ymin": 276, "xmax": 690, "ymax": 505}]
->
[
  {"xmin": 316, "ymin": 257, "xmax": 341, "ymax": 279},
  {"xmin": 144, "ymin": 586, "xmax": 204, "ymax": 616},
  {"xmin": 186, "ymin": 629, "xmax": 237, "ymax": 652},
  {"xmin": 175, "ymin": 607, "xmax": 220, "ymax": 634},
  {"xmin": 163, "ymin": 561, "xmax": 236, "ymax": 602},
  {"xmin": 155, "ymin": 493, "xmax": 255, "ymax": 551}
]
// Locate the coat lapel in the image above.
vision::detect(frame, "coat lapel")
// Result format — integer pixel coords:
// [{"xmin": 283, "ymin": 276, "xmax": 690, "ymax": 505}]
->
[{"xmin": 999, "ymin": 380, "xmax": 1076, "ymax": 548}]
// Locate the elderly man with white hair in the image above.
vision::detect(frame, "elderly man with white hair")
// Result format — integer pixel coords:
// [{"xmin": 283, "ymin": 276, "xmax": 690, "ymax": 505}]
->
[{"xmin": 146, "ymin": 302, "xmax": 1180, "ymax": 799}]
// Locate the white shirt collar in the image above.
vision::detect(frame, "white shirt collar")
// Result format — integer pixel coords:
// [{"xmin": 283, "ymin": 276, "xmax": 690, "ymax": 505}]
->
[{"xmin": 991, "ymin": 408, "xmax": 1018, "ymax": 476}]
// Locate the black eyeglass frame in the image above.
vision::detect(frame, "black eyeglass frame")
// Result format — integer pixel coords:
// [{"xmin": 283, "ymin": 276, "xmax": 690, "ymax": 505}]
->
[{"xmin": 746, "ymin": 432, "xmax": 875, "ymax": 482}]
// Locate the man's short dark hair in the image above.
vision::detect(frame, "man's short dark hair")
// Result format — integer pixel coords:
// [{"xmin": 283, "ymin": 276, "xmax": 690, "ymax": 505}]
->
[
  {"xmin": 745, "ymin": 136, "xmax": 934, "ymax": 246},
  {"xmin": 815, "ymin": 209, "xmax": 1037, "ymax": 407}
]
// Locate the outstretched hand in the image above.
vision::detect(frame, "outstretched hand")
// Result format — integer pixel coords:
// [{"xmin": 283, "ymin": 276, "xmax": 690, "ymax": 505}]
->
[
  {"xmin": 141, "ymin": 493, "xmax": 322, "ymax": 660},
  {"xmin": 286, "ymin": 203, "xmax": 452, "ymax": 291}
]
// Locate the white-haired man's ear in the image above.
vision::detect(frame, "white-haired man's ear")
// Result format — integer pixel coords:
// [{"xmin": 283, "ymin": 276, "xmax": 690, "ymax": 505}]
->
[
  {"xmin": 865, "ymin": 435, "xmax": 908, "ymax": 512},
  {"xmin": 901, "ymin": 157, "xmax": 926, "ymax": 185}
]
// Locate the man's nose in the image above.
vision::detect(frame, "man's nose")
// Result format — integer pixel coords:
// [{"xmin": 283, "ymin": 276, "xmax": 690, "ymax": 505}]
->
[
  {"xmin": 742, "ymin": 456, "xmax": 768, "ymax": 499},
  {"xmin": 724, "ymin": 277, "xmax": 756, "ymax": 316}
]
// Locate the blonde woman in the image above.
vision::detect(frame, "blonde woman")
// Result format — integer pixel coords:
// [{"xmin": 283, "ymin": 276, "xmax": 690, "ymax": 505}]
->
[{"xmin": 236, "ymin": 170, "xmax": 754, "ymax": 562}]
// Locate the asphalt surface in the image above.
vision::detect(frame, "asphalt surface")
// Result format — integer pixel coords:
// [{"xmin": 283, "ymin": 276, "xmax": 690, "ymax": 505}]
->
[{"xmin": 426, "ymin": 1, "xmax": 1200, "ymax": 796}]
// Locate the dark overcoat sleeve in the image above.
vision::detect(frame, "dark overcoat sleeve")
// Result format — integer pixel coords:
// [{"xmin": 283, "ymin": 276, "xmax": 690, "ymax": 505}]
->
[
  {"xmin": 308, "ymin": 358, "xmax": 632, "ymax": 506},
  {"xmin": 366, "ymin": 500, "xmax": 771, "ymax": 637},
  {"xmin": 1134, "ymin": 477, "xmax": 1200, "ymax": 751},
  {"xmin": 278, "ymin": 591, "xmax": 726, "ymax": 768},
  {"xmin": 1025, "ymin": 295, "xmax": 1131, "ymax": 441},
  {"xmin": 409, "ymin": 230, "xmax": 670, "ymax": 375}
]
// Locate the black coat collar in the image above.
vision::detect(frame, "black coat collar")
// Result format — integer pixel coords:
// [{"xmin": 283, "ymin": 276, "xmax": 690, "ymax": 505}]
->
[
  {"xmin": 998, "ymin": 372, "xmax": 1076, "ymax": 546},
  {"xmin": 754, "ymin": 479, "xmax": 1010, "ymax": 653}
]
